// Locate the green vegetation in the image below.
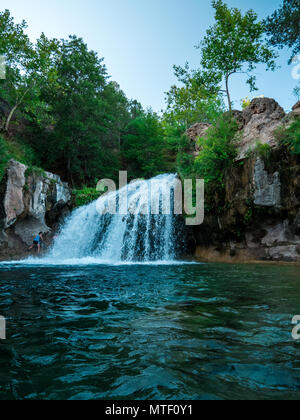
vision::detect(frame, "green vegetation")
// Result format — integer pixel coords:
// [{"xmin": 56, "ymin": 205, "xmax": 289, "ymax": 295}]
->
[
  {"xmin": 122, "ymin": 111, "xmax": 183, "ymax": 180},
  {"xmin": 0, "ymin": 134, "xmax": 35, "ymax": 181},
  {"xmin": 176, "ymin": 114, "xmax": 239, "ymax": 208},
  {"xmin": 0, "ymin": 136, "xmax": 9, "ymax": 181},
  {"xmin": 194, "ymin": 115, "xmax": 239, "ymax": 195},
  {"xmin": 265, "ymin": 0, "xmax": 300, "ymax": 64},
  {"xmin": 0, "ymin": 1, "xmax": 298, "ymax": 208},
  {"xmin": 294, "ymin": 83, "xmax": 300, "ymax": 102},
  {"xmin": 275, "ymin": 117, "xmax": 300, "ymax": 154},
  {"xmin": 25, "ymin": 166, "xmax": 46, "ymax": 178},
  {"xmin": 164, "ymin": 63, "xmax": 223, "ymax": 127},
  {"xmin": 199, "ymin": 0, "xmax": 277, "ymax": 111},
  {"xmin": 73, "ymin": 187, "xmax": 102, "ymax": 207},
  {"xmin": 255, "ymin": 141, "xmax": 272, "ymax": 160}
]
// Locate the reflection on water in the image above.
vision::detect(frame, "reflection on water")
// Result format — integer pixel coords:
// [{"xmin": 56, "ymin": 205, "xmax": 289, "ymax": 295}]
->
[{"xmin": 0, "ymin": 263, "xmax": 300, "ymax": 400}]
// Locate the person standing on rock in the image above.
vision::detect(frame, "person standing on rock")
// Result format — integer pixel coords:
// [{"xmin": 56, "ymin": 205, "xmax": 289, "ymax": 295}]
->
[{"xmin": 28, "ymin": 232, "xmax": 44, "ymax": 255}]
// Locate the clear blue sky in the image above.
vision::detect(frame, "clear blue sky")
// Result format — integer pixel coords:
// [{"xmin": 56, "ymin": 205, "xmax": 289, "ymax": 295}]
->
[{"xmin": 6, "ymin": 0, "xmax": 298, "ymax": 112}]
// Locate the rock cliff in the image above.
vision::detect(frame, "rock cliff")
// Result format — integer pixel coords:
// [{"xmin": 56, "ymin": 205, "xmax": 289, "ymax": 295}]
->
[
  {"xmin": 188, "ymin": 98, "xmax": 300, "ymax": 263},
  {"xmin": 0, "ymin": 160, "xmax": 71, "ymax": 260}
]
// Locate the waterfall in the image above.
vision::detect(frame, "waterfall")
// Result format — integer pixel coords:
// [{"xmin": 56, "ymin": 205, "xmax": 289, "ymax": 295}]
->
[{"xmin": 47, "ymin": 174, "xmax": 186, "ymax": 263}]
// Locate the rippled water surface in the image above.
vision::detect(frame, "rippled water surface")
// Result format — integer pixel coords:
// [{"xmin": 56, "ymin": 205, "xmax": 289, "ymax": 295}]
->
[{"xmin": 0, "ymin": 262, "xmax": 300, "ymax": 400}]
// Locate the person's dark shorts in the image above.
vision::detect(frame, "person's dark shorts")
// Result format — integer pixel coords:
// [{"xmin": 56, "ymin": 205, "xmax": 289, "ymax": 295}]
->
[{"xmin": 33, "ymin": 240, "xmax": 39, "ymax": 246}]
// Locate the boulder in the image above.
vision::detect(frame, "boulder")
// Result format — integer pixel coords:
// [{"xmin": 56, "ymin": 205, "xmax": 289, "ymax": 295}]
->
[
  {"xmin": 292, "ymin": 101, "xmax": 300, "ymax": 117},
  {"xmin": 0, "ymin": 160, "xmax": 71, "ymax": 255},
  {"xmin": 3, "ymin": 161, "xmax": 26, "ymax": 228},
  {"xmin": 237, "ymin": 98, "xmax": 285, "ymax": 160}
]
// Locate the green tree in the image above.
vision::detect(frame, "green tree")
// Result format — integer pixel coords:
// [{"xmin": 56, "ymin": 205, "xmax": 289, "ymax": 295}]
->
[
  {"xmin": 41, "ymin": 36, "xmax": 112, "ymax": 185},
  {"xmin": 199, "ymin": 0, "xmax": 278, "ymax": 111},
  {"xmin": 164, "ymin": 63, "xmax": 223, "ymax": 127},
  {"xmin": 195, "ymin": 115, "xmax": 238, "ymax": 185},
  {"xmin": 101, "ymin": 81, "xmax": 131, "ymax": 151},
  {"xmin": 294, "ymin": 82, "xmax": 300, "ymax": 101},
  {"xmin": 0, "ymin": 11, "xmax": 59, "ymax": 132},
  {"xmin": 265, "ymin": 0, "xmax": 300, "ymax": 64},
  {"xmin": 194, "ymin": 114, "xmax": 239, "ymax": 207},
  {"xmin": 122, "ymin": 112, "xmax": 171, "ymax": 179}
]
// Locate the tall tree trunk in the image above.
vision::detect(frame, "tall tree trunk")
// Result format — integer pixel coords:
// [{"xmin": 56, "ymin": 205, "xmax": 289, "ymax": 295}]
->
[
  {"xmin": 5, "ymin": 86, "xmax": 31, "ymax": 132},
  {"xmin": 5, "ymin": 103, "xmax": 19, "ymax": 132},
  {"xmin": 225, "ymin": 74, "xmax": 232, "ymax": 112}
]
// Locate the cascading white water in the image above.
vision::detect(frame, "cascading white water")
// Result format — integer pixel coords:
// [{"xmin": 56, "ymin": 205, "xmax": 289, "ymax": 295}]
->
[{"xmin": 47, "ymin": 174, "xmax": 185, "ymax": 263}]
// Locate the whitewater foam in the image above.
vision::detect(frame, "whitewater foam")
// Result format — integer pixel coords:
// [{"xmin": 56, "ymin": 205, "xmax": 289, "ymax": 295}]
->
[
  {"xmin": 1, "ymin": 174, "xmax": 191, "ymax": 266},
  {"xmin": 46, "ymin": 174, "xmax": 186, "ymax": 263}
]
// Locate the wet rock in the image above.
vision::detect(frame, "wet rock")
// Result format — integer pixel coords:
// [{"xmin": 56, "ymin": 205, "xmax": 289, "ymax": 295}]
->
[
  {"xmin": 0, "ymin": 160, "xmax": 71, "ymax": 257},
  {"xmin": 267, "ymin": 245, "xmax": 300, "ymax": 262},
  {"xmin": 253, "ymin": 158, "xmax": 281, "ymax": 208},
  {"xmin": 193, "ymin": 149, "xmax": 300, "ymax": 263}
]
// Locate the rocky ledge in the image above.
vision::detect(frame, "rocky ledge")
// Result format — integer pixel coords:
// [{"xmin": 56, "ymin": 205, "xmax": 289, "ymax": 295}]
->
[
  {"xmin": 187, "ymin": 98, "xmax": 300, "ymax": 263},
  {"xmin": 0, "ymin": 160, "xmax": 71, "ymax": 260}
]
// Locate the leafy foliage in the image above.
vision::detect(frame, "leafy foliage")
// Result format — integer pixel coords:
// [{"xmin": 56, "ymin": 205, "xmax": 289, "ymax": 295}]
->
[
  {"xmin": 164, "ymin": 63, "xmax": 223, "ymax": 127},
  {"xmin": 0, "ymin": 135, "xmax": 35, "ymax": 181},
  {"xmin": 265, "ymin": 0, "xmax": 300, "ymax": 64},
  {"xmin": 73, "ymin": 187, "xmax": 102, "ymax": 207},
  {"xmin": 241, "ymin": 97, "xmax": 251, "ymax": 109},
  {"xmin": 255, "ymin": 141, "xmax": 272, "ymax": 160},
  {"xmin": 0, "ymin": 4, "xmax": 294, "ymax": 210},
  {"xmin": 275, "ymin": 117, "xmax": 300, "ymax": 154},
  {"xmin": 122, "ymin": 111, "xmax": 180, "ymax": 180},
  {"xmin": 199, "ymin": 0, "xmax": 278, "ymax": 110},
  {"xmin": 194, "ymin": 114, "xmax": 239, "ymax": 187},
  {"xmin": 294, "ymin": 82, "xmax": 300, "ymax": 101},
  {"xmin": 0, "ymin": 12, "xmax": 141, "ymax": 187},
  {"xmin": 0, "ymin": 136, "xmax": 9, "ymax": 181}
]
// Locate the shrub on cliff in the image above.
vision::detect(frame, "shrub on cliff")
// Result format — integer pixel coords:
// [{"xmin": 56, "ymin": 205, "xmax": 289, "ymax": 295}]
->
[
  {"xmin": 194, "ymin": 114, "xmax": 239, "ymax": 186},
  {"xmin": 176, "ymin": 114, "xmax": 239, "ymax": 211},
  {"xmin": 0, "ymin": 136, "xmax": 9, "ymax": 181},
  {"xmin": 73, "ymin": 187, "xmax": 102, "ymax": 207},
  {"xmin": 0, "ymin": 135, "xmax": 35, "ymax": 181},
  {"xmin": 275, "ymin": 117, "xmax": 300, "ymax": 154}
]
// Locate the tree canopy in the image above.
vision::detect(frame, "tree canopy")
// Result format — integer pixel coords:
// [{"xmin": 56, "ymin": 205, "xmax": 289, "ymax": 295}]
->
[
  {"xmin": 0, "ymin": 3, "xmax": 296, "ymax": 196},
  {"xmin": 199, "ymin": 0, "xmax": 278, "ymax": 111},
  {"xmin": 164, "ymin": 63, "xmax": 223, "ymax": 127},
  {"xmin": 266, "ymin": 0, "xmax": 300, "ymax": 63}
]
